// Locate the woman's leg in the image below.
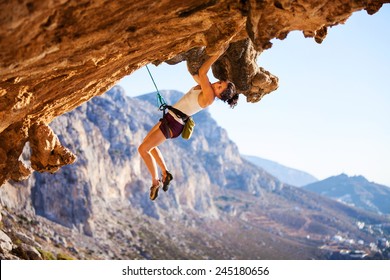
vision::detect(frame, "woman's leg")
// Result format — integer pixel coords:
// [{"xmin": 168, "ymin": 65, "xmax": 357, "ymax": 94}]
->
[
  {"xmin": 150, "ymin": 146, "xmax": 173, "ymax": 191},
  {"xmin": 138, "ymin": 122, "xmax": 167, "ymax": 185},
  {"xmin": 150, "ymin": 147, "xmax": 168, "ymax": 175}
]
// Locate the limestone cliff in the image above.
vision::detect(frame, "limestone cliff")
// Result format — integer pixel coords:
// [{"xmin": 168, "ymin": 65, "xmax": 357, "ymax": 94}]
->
[
  {"xmin": 1, "ymin": 86, "xmax": 280, "ymax": 234},
  {"xmin": 0, "ymin": 0, "xmax": 389, "ymax": 185},
  {"xmin": 1, "ymin": 87, "xmax": 389, "ymax": 260}
]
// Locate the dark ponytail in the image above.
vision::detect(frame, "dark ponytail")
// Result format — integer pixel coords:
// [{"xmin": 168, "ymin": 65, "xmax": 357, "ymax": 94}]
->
[
  {"xmin": 227, "ymin": 93, "xmax": 239, "ymax": 108},
  {"xmin": 220, "ymin": 81, "xmax": 239, "ymax": 109}
]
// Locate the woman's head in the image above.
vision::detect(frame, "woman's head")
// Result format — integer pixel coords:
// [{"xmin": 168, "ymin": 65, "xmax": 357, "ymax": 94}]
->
[{"xmin": 213, "ymin": 80, "xmax": 239, "ymax": 108}]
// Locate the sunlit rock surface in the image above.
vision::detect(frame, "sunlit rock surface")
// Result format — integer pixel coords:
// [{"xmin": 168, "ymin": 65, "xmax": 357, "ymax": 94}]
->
[{"xmin": 1, "ymin": 0, "xmax": 389, "ymax": 184}]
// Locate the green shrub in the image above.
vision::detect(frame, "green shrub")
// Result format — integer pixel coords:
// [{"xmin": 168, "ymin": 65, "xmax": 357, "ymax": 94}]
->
[
  {"xmin": 37, "ymin": 248, "xmax": 56, "ymax": 260},
  {"xmin": 57, "ymin": 252, "xmax": 74, "ymax": 260}
]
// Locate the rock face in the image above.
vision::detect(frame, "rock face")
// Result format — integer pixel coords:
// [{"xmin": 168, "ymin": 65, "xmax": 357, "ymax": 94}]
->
[
  {"xmin": 6, "ymin": 86, "xmax": 281, "ymax": 234},
  {"xmin": 0, "ymin": 0, "xmax": 389, "ymax": 184},
  {"xmin": 1, "ymin": 87, "xmax": 389, "ymax": 260}
]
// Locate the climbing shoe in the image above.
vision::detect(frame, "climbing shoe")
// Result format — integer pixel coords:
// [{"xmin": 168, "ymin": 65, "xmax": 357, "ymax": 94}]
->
[
  {"xmin": 162, "ymin": 170, "xmax": 173, "ymax": 192},
  {"xmin": 149, "ymin": 181, "xmax": 161, "ymax": 201}
]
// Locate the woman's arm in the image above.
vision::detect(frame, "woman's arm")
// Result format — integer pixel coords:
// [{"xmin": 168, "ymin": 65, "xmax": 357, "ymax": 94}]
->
[
  {"xmin": 192, "ymin": 73, "xmax": 201, "ymax": 84},
  {"xmin": 191, "ymin": 55, "xmax": 218, "ymax": 86},
  {"xmin": 196, "ymin": 49, "xmax": 225, "ymax": 107}
]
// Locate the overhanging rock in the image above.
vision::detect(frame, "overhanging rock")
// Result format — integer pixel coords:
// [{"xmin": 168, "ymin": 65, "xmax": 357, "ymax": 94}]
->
[{"xmin": 0, "ymin": 0, "xmax": 388, "ymax": 185}]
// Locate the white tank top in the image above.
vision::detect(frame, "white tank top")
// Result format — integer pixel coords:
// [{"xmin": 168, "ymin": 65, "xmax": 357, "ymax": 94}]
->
[
  {"xmin": 168, "ymin": 87, "xmax": 203, "ymax": 125},
  {"xmin": 170, "ymin": 87, "xmax": 203, "ymax": 123}
]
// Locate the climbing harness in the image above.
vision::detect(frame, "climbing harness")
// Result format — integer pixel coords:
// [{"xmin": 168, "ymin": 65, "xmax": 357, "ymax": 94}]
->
[{"xmin": 145, "ymin": 65, "xmax": 195, "ymax": 140}]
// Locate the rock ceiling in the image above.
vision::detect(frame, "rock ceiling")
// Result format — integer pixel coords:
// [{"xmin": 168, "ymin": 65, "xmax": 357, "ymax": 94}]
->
[{"xmin": 0, "ymin": 0, "xmax": 388, "ymax": 185}]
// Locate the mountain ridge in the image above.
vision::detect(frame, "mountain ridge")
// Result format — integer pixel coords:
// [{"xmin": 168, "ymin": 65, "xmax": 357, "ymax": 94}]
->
[
  {"xmin": 303, "ymin": 173, "xmax": 390, "ymax": 215},
  {"xmin": 1, "ymin": 86, "xmax": 389, "ymax": 260},
  {"xmin": 243, "ymin": 155, "xmax": 318, "ymax": 187}
]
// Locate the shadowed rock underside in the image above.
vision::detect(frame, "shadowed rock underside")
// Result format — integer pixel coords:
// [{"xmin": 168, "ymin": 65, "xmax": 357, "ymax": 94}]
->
[{"xmin": 0, "ymin": 0, "xmax": 389, "ymax": 184}]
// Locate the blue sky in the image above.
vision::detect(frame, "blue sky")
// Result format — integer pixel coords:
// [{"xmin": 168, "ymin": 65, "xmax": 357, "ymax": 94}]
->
[{"xmin": 118, "ymin": 6, "xmax": 390, "ymax": 186}]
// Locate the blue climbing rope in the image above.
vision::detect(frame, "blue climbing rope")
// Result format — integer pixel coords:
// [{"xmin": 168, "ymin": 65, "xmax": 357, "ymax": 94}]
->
[{"xmin": 145, "ymin": 65, "xmax": 166, "ymax": 110}]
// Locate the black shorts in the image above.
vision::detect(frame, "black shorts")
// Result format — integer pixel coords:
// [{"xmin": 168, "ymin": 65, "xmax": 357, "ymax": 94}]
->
[{"xmin": 159, "ymin": 112, "xmax": 184, "ymax": 139}]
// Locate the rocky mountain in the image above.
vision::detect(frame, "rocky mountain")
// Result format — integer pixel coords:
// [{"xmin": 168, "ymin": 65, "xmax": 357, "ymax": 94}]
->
[
  {"xmin": 243, "ymin": 155, "xmax": 318, "ymax": 187},
  {"xmin": 1, "ymin": 86, "xmax": 389, "ymax": 260},
  {"xmin": 303, "ymin": 174, "xmax": 390, "ymax": 216}
]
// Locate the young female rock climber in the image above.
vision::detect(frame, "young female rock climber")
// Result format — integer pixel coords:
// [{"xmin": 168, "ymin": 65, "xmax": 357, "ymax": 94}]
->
[{"xmin": 138, "ymin": 46, "xmax": 239, "ymax": 201}]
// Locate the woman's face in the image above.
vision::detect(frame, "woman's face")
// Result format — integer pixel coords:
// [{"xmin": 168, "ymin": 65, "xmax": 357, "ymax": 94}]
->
[{"xmin": 212, "ymin": 80, "xmax": 228, "ymax": 98}]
